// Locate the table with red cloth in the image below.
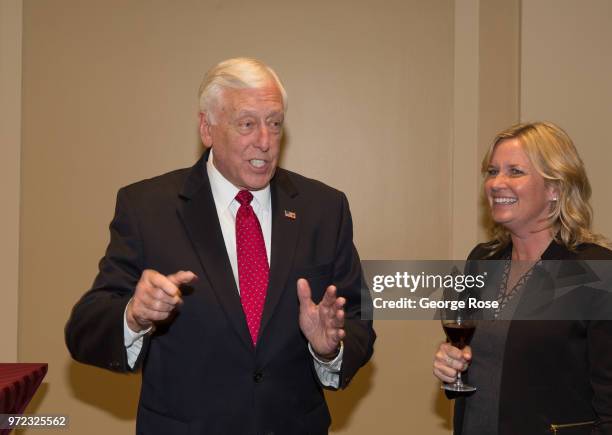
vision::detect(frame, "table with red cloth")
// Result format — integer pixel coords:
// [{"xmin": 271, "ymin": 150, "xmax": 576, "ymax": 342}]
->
[{"xmin": 0, "ymin": 363, "xmax": 47, "ymax": 434}]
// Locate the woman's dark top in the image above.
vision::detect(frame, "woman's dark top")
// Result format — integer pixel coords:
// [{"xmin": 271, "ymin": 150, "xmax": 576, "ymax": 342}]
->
[{"xmin": 452, "ymin": 240, "xmax": 612, "ymax": 435}]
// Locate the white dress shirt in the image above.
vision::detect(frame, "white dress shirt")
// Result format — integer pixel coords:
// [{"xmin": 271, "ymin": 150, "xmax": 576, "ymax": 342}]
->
[{"xmin": 124, "ymin": 151, "xmax": 342, "ymax": 387}]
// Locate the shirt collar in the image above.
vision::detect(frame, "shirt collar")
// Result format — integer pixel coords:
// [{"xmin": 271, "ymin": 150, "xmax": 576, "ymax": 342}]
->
[{"xmin": 206, "ymin": 149, "xmax": 271, "ymax": 211}]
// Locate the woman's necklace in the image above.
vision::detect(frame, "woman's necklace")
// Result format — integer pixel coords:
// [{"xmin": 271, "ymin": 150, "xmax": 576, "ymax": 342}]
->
[{"xmin": 494, "ymin": 254, "xmax": 542, "ymax": 319}]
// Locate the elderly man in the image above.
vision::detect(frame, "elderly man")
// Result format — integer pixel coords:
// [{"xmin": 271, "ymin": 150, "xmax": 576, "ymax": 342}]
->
[{"xmin": 65, "ymin": 57, "xmax": 375, "ymax": 435}]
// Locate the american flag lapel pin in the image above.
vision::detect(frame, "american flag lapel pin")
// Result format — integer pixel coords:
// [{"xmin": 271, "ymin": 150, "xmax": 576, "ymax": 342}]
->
[{"xmin": 284, "ymin": 210, "xmax": 296, "ymax": 220}]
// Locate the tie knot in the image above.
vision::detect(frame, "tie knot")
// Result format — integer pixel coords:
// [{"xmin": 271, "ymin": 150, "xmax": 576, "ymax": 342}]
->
[{"xmin": 236, "ymin": 190, "xmax": 254, "ymax": 206}]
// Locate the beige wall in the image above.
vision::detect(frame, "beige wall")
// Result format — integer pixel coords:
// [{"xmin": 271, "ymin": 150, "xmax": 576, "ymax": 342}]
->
[
  {"xmin": 0, "ymin": 0, "xmax": 22, "ymax": 363},
  {"xmin": 451, "ymin": 0, "xmax": 520, "ymax": 260},
  {"xmin": 521, "ymin": 0, "xmax": 612, "ymax": 239},
  {"xmin": 19, "ymin": 1, "xmax": 456, "ymax": 434},
  {"xmin": 8, "ymin": 0, "xmax": 607, "ymax": 434}
]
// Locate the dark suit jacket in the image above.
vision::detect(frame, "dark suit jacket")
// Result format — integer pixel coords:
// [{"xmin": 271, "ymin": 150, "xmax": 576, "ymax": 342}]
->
[
  {"xmin": 65, "ymin": 155, "xmax": 375, "ymax": 435},
  {"xmin": 452, "ymin": 240, "xmax": 612, "ymax": 435}
]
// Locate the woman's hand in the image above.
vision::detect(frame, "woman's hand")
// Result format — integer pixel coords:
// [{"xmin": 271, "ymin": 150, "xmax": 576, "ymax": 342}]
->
[{"xmin": 433, "ymin": 342, "xmax": 472, "ymax": 383}]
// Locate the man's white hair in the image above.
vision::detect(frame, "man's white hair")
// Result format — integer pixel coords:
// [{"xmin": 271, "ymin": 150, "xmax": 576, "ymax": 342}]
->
[{"xmin": 198, "ymin": 57, "xmax": 288, "ymax": 124}]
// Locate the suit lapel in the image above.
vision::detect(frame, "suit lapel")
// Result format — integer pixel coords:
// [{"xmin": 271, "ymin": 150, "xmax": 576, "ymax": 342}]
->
[
  {"xmin": 515, "ymin": 240, "xmax": 598, "ymax": 318},
  {"xmin": 259, "ymin": 169, "xmax": 300, "ymax": 339},
  {"xmin": 176, "ymin": 156, "xmax": 253, "ymax": 351}
]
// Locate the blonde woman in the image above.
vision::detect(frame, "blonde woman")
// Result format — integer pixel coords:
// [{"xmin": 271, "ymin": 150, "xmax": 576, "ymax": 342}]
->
[{"xmin": 433, "ymin": 122, "xmax": 612, "ymax": 434}]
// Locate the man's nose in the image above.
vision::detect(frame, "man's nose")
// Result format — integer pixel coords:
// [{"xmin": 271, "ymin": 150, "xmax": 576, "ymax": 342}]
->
[{"xmin": 254, "ymin": 125, "xmax": 271, "ymax": 151}]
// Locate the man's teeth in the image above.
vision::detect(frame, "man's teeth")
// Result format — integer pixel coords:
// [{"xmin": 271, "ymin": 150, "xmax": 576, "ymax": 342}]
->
[
  {"xmin": 493, "ymin": 197, "xmax": 517, "ymax": 204},
  {"xmin": 250, "ymin": 159, "xmax": 265, "ymax": 168}
]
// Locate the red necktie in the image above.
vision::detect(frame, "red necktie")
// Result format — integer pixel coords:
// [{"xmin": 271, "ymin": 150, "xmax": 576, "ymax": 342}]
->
[{"xmin": 235, "ymin": 190, "xmax": 269, "ymax": 345}]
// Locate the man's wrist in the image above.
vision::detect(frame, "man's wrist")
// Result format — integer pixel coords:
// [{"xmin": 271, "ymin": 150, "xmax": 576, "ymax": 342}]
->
[
  {"xmin": 126, "ymin": 298, "xmax": 151, "ymax": 333},
  {"xmin": 312, "ymin": 341, "xmax": 343, "ymax": 362}
]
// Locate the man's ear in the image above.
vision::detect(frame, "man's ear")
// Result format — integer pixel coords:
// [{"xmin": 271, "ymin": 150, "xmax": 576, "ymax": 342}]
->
[{"xmin": 199, "ymin": 112, "xmax": 213, "ymax": 148}]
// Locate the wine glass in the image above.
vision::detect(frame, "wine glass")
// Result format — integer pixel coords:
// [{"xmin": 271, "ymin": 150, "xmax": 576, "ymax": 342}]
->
[{"xmin": 440, "ymin": 307, "xmax": 477, "ymax": 392}]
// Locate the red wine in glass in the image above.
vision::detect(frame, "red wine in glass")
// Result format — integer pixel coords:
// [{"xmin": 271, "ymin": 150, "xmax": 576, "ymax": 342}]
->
[
  {"xmin": 443, "ymin": 321, "xmax": 476, "ymax": 350},
  {"xmin": 441, "ymin": 316, "xmax": 477, "ymax": 392}
]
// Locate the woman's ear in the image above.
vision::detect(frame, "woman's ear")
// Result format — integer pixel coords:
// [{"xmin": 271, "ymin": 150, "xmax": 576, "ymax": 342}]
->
[{"xmin": 547, "ymin": 183, "xmax": 560, "ymax": 202}]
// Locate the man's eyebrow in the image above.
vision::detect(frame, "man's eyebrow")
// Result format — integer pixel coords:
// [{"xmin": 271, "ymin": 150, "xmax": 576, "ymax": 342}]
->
[
  {"xmin": 235, "ymin": 110, "xmax": 257, "ymax": 118},
  {"xmin": 234, "ymin": 109, "xmax": 284, "ymax": 119}
]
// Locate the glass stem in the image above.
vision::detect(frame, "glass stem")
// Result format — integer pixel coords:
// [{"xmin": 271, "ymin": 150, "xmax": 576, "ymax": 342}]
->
[{"xmin": 456, "ymin": 371, "xmax": 464, "ymax": 386}]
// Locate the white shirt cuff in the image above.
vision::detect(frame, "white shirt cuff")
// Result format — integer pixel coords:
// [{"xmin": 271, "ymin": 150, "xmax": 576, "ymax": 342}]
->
[
  {"xmin": 123, "ymin": 300, "xmax": 152, "ymax": 368},
  {"xmin": 308, "ymin": 342, "xmax": 343, "ymax": 388}
]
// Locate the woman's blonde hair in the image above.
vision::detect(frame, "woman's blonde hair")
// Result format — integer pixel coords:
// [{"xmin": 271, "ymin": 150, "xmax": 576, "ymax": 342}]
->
[{"xmin": 481, "ymin": 121, "xmax": 608, "ymax": 253}]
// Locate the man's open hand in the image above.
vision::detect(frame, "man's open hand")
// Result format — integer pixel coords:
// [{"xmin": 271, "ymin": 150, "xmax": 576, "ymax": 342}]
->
[{"xmin": 297, "ymin": 278, "xmax": 345, "ymax": 359}]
